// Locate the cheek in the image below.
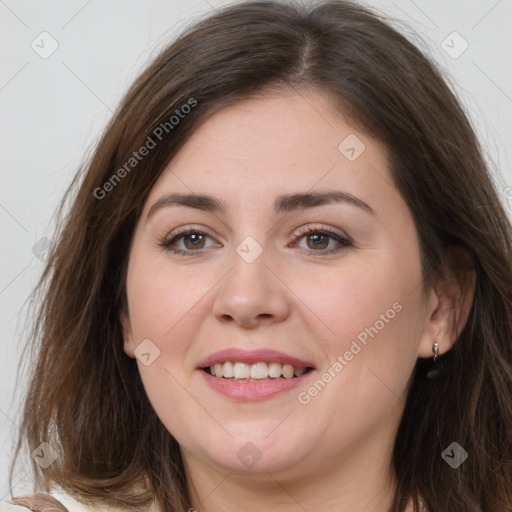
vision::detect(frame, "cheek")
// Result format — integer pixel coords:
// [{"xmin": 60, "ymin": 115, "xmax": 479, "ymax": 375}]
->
[
  {"xmin": 291, "ymin": 252, "xmax": 424, "ymax": 399},
  {"xmin": 290, "ymin": 261, "xmax": 405, "ymax": 348},
  {"xmin": 126, "ymin": 255, "xmax": 210, "ymax": 354},
  {"xmin": 125, "ymin": 258, "xmax": 209, "ymax": 442}
]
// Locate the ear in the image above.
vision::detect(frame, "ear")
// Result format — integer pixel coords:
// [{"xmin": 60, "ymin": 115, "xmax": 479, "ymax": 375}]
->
[
  {"xmin": 417, "ymin": 245, "xmax": 476, "ymax": 358},
  {"xmin": 119, "ymin": 309, "xmax": 136, "ymax": 359}
]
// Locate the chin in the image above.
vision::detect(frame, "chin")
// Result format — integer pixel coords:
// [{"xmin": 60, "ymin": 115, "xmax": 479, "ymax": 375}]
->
[{"xmin": 183, "ymin": 429, "xmax": 312, "ymax": 476}]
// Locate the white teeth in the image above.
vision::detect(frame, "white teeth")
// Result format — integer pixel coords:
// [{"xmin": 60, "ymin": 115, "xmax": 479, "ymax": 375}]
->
[
  {"xmin": 268, "ymin": 362, "xmax": 282, "ymax": 378},
  {"xmin": 294, "ymin": 367, "xmax": 307, "ymax": 377},
  {"xmin": 233, "ymin": 362, "xmax": 250, "ymax": 379},
  {"xmin": 207, "ymin": 361, "xmax": 309, "ymax": 380},
  {"xmin": 223, "ymin": 361, "xmax": 234, "ymax": 378},
  {"xmin": 250, "ymin": 362, "xmax": 269, "ymax": 379},
  {"xmin": 282, "ymin": 364, "xmax": 294, "ymax": 379}
]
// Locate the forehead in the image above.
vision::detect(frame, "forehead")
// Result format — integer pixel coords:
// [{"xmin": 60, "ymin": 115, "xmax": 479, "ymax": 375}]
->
[{"xmin": 143, "ymin": 89, "xmax": 397, "ymax": 217}]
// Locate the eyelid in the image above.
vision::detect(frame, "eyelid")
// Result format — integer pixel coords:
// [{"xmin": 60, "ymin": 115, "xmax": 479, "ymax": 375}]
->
[
  {"xmin": 167, "ymin": 224, "xmax": 213, "ymax": 237},
  {"xmin": 292, "ymin": 223, "xmax": 349, "ymax": 240}
]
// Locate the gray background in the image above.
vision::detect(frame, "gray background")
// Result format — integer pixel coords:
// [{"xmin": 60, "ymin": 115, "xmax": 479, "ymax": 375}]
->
[{"xmin": 1, "ymin": 0, "xmax": 511, "ymax": 498}]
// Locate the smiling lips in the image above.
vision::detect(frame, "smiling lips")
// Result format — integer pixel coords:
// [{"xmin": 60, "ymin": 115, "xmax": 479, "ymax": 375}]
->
[{"xmin": 198, "ymin": 348, "xmax": 315, "ymax": 400}]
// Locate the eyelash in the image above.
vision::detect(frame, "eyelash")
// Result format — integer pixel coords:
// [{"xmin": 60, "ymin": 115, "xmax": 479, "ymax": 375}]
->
[{"xmin": 157, "ymin": 225, "xmax": 352, "ymax": 257}]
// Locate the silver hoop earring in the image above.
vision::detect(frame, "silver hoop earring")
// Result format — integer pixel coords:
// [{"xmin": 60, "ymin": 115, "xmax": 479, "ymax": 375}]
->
[{"xmin": 426, "ymin": 339, "xmax": 441, "ymax": 380}]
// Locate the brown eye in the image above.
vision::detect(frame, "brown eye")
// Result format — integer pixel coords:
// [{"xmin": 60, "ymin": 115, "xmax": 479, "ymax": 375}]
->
[
  {"xmin": 159, "ymin": 229, "xmax": 217, "ymax": 256},
  {"xmin": 292, "ymin": 227, "xmax": 352, "ymax": 255},
  {"xmin": 182, "ymin": 233, "xmax": 206, "ymax": 250},
  {"xmin": 305, "ymin": 233, "xmax": 329, "ymax": 250}
]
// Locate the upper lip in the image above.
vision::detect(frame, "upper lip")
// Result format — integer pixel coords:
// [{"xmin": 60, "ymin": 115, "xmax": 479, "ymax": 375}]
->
[{"xmin": 197, "ymin": 348, "xmax": 315, "ymax": 369}]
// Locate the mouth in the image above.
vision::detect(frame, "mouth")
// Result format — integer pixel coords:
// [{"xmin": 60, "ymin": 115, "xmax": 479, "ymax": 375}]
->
[
  {"xmin": 202, "ymin": 361, "xmax": 314, "ymax": 381},
  {"xmin": 197, "ymin": 349, "xmax": 316, "ymax": 401}
]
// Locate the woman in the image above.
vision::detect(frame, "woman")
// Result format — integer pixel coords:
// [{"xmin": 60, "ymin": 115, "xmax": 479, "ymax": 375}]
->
[{"xmin": 4, "ymin": 1, "xmax": 512, "ymax": 511}]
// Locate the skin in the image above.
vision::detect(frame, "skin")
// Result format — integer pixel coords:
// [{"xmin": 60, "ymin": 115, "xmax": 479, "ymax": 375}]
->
[{"xmin": 120, "ymin": 87, "xmax": 474, "ymax": 512}]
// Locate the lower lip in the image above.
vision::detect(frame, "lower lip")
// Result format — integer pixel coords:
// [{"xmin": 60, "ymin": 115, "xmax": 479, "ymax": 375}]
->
[{"xmin": 200, "ymin": 369, "xmax": 314, "ymax": 401}]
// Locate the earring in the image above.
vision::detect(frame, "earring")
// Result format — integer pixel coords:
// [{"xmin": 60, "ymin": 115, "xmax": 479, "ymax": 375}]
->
[{"xmin": 426, "ymin": 339, "xmax": 441, "ymax": 380}]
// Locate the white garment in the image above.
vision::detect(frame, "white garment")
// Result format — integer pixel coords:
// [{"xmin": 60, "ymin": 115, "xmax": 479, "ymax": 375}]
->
[
  {"xmin": 0, "ymin": 488, "xmax": 108, "ymax": 512},
  {"xmin": 0, "ymin": 503, "xmax": 31, "ymax": 512}
]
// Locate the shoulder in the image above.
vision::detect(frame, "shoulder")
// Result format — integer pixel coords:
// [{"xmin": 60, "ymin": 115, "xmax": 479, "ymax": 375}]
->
[
  {"xmin": 0, "ymin": 502, "xmax": 32, "ymax": 512},
  {"xmin": 2, "ymin": 489, "xmax": 109, "ymax": 512}
]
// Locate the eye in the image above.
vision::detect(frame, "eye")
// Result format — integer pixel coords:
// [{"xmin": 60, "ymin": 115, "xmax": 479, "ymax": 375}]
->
[
  {"xmin": 158, "ymin": 227, "xmax": 219, "ymax": 256},
  {"xmin": 290, "ymin": 225, "xmax": 352, "ymax": 255},
  {"xmin": 158, "ymin": 224, "xmax": 352, "ymax": 257}
]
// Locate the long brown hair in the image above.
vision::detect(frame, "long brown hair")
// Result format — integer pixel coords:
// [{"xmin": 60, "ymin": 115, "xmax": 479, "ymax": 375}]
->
[{"xmin": 9, "ymin": 1, "xmax": 512, "ymax": 511}]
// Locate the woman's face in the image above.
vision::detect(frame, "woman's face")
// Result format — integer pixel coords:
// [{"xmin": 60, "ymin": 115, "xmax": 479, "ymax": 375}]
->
[{"xmin": 121, "ymin": 88, "xmax": 438, "ymax": 480}]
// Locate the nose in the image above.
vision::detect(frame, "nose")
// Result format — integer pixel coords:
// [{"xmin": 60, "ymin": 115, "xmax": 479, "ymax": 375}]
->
[{"xmin": 212, "ymin": 245, "xmax": 291, "ymax": 329}]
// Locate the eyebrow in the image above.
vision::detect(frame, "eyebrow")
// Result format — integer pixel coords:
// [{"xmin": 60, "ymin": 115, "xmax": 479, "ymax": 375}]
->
[{"xmin": 145, "ymin": 190, "xmax": 376, "ymax": 222}]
